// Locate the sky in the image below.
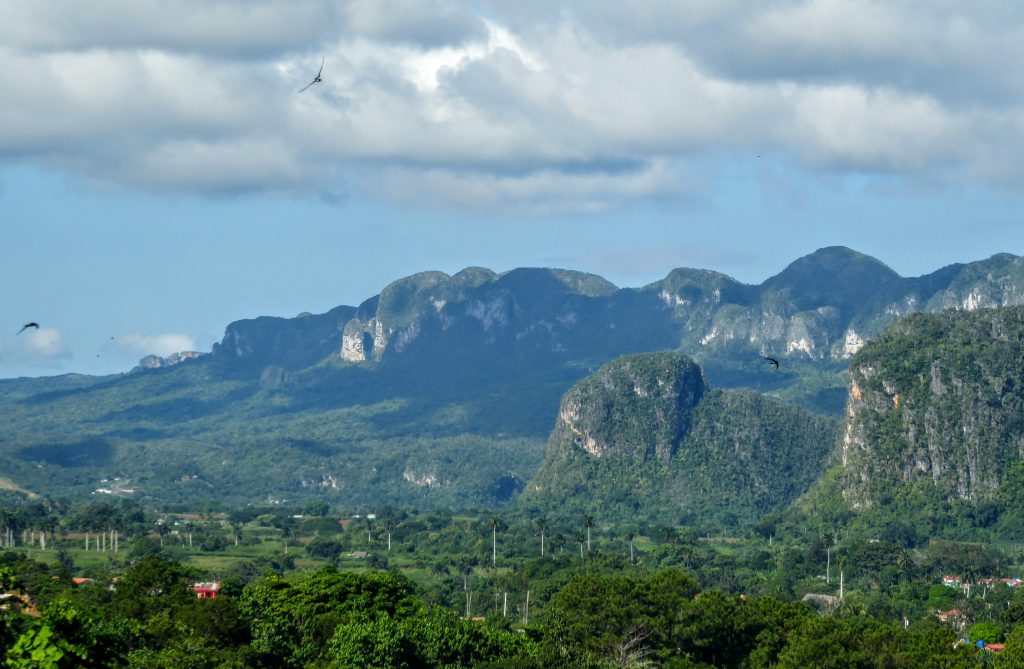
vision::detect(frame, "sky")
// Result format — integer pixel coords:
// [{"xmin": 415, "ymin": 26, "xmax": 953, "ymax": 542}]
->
[{"xmin": 2, "ymin": 0, "xmax": 1023, "ymax": 378}]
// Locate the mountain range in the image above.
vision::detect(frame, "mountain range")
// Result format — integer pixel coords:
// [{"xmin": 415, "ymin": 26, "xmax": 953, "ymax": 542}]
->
[{"xmin": 1, "ymin": 246, "xmax": 1023, "ymax": 511}]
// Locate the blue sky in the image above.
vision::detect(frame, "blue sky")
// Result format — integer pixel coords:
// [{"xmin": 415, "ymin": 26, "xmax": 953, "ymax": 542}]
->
[{"xmin": 2, "ymin": 0, "xmax": 1023, "ymax": 378}]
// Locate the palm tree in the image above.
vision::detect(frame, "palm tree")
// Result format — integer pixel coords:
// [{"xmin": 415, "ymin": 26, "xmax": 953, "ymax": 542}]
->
[
  {"xmin": 583, "ymin": 515, "xmax": 594, "ymax": 552},
  {"xmin": 576, "ymin": 531, "xmax": 586, "ymax": 559},
  {"xmin": 231, "ymin": 522, "xmax": 243, "ymax": 547},
  {"xmin": 536, "ymin": 517, "xmax": 549, "ymax": 557},
  {"xmin": 490, "ymin": 517, "xmax": 500, "ymax": 567},
  {"xmin": 281, "ymin": 525, "xmax": 294, "ymax": 555},
  {"xmin": 627, "ymin": 532, "xmax": 635, "ymax": 564},
  {"xmin": 838, "ymin": 556, "xmax": 847, "ymax": 600},
  {"xmin": 365, "ymin": 517, "xmax": 373, "ymax": 544}
]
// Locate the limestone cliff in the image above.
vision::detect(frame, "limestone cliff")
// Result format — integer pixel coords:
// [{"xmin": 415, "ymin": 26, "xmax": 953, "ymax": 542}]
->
[
  {"xmin": 840, "ymin": 307, "xmax": 1024, "ymax": 509},
  {"xmin": 523, "ymin": 352, "xmax": 837, "ymax": 523},
  {"xmin": 136, "ymin": 351, "xmax": 205, "ymax": 370}
]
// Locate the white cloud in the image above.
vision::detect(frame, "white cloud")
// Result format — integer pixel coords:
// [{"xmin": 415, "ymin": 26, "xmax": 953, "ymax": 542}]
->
[
  {"xmin": 0, "ymin": 328, "xmax": 71, "ymax": 367},
  {"xmin": 364, "ymin": 159, "xmax": 683, "ymax": 214},
  {"xmin": 2, "ymin": 1, "xmax": 1024, "ymax": 210},
  {"xmin": 117, "ymin": 332, "xmax": 196, "ymax": 358},
  {"xmin": 0, "ymin": 0, "xmax": 484, "ymax": 55}
]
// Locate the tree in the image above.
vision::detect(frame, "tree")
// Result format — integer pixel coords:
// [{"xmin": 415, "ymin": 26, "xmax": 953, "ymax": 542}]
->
[
  {"xmin": 281, "ymin": 525, "xmax": 294, "ymax": 556},
  {"xmin": 553, "ymin": 533, "xmax": 566, "ymax": 556},
  {"xmin": 384, "ymin": 517, "xmax": 396, "ymax": 552},
  {"xmin": 489, "ymin": 517, "xmax": 500, "ymax": 567},
  {"xmin": 112, "ymin": 555, "xmax": 194, "ymax": 621},
  {"xmin": 303, "ymin": 500, "xmax": 330, "ymax": 517},
  {"xmin": 535, "ymin": 517, "xmax": 548, "ymax": 558},
  {"xmin": 240, "ymin": 567, "xmax": 419, "ymax": 668},
  {"xmin": 969, "ymin": 621, "xmax": 1003, "ymax": 645},
  {"xmin": 6, "ymin": 600, "xmax": 134, "ymax": 669},
  {"xmin": 583, "ymin": 515, "xmax": 594, "ymax": 553}
]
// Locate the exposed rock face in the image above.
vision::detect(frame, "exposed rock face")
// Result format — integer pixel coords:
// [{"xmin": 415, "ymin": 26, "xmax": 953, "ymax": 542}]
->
[
  {"xmin": 337, "ymin": 266, "xmax": 624, "ymax": 362},
  {"xmin": 205, "ymin": 247, "xmax": 1024, "ymax": 419},
  {"xmin": 651, "ymin": 248, "xmax": 1024, "ymax": 364},
  {"xmin": 841, "ymin": 307, "xmax": 1024, "ymax": 508},
  {"xmin": 137, "ymin": 351, "xmax": 205, "ymax": 369},
  {"xmin": 340, "ymin": 269, "xmax": 499, "ymax": 361},
  {"xmin": 524, "ymin": 352, "xmax": 838, "ymax": 523},
  {"xmin": 552, "ymin": 352, "xmax": 706, "ymax": 464},
  {"xmin": 213, "ymin": 304, "xmax": 355, "ymax": 370},
  {"xmin": 341, "ymin": 317, "xmax": 385, "ymax": 362}
]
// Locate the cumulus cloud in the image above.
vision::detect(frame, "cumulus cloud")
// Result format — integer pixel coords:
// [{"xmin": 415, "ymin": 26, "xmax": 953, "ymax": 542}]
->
[
  {"xmin": 2, "ymin": 1, "xmax": 1024, "ymax": 210},
  {"xmin": 0, "ymin": 0, "xmax": 484, "ymax": 55},
  {"xmin": 117, "ymin": 332, "xmax": 197, "ymax": 358},
  {"xmin": 0, "ymin": 328, "xmax": 71, "ymax": 368}
]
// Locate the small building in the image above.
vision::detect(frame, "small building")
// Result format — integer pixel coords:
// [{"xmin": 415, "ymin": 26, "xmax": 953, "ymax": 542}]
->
[
  {"xmin": 191, "ymin": 582, "xmax": 221, "ymax": 599},
  {"xmin": 942, "ymin": 576, "xmax": 962, "ymax": 588},
  {"xmin": 937, "ymin": 609, "xmax": 964, "ymax": 624}
]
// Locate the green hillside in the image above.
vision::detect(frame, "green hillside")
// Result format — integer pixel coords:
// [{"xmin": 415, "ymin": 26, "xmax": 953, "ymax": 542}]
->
[
  {"xmin": 802, "ymin": 306, "xmax": 1024, "ymax": 542},
  {"xmin": 520, "ymin": 352, "xmax": 838, "ymax": 525},
  {"xmin": 2, "ymin": 248, "xmax": 1024, "ymax": 509}
]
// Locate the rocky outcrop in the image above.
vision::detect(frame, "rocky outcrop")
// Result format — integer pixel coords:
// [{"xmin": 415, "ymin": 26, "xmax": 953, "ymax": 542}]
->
[
  {"xmin": 524, "ymin": 352, "xmax": 837, "ymax": 523},
  {"xmin": 840, "ymin": 307, "xmax": 1024, "ymax": 508},
  {"xmin": 551, "ymin": 352, "xmax": 706, "ymax": 464},
  {"xmin": 205, "ymin": 247, "xmax": 1024, "ymax": 419},
  {"xmin": 213, "ymin": 304, "xmax": 355, "ymax": 370},
  {"xmin": 136, "ymin": 351, "xmax": 205, "ymax": 369}
]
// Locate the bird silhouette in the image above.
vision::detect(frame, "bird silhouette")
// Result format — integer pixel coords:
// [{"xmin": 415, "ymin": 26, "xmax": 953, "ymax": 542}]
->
[
  {"xmin": 16, "ymin": 322, "xmax": 39, "ymax": 335},
  {"xmin": 298, "ymin": 57, "xmax": 324, "ymax": 92},
  {"xmin": 764, "ymin": 356, "xmax": 779, "ymax": 369}
]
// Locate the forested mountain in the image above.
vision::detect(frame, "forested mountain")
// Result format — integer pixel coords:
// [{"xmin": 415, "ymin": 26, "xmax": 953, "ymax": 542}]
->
[
  {"xmin": 520, "ymin": 352, "xmax": 838, "ymax": 524},
  {"xmin": 1, "ymin": 248, "xmax": 1023, "ymax": 508},
  {"xmin": 823, "ymin": 306, "xmax": 1024, "ymax": 540}
]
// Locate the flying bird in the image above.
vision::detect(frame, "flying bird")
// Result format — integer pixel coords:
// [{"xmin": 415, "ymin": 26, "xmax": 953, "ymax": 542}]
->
[
  {"xmin": 764, "ymin": 356, "xmax": 779, "ymax": 369},
  {"xmin": 17, "ymin": 322, "xmax": 39, "ymax": 335},
  {"xmin": 298, "ymin": 57, "xmax": 324, "ymax": 92}
]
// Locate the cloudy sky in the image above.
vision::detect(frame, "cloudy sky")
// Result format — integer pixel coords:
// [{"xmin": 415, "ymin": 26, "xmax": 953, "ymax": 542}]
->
[{"xmin": 2, "ymin": 0, "xmax": 1023, "ymax": 377}]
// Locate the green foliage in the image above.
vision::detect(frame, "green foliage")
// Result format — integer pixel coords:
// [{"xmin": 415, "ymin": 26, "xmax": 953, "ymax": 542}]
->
[
  {"xmin": 776, "ymin": 616, "xmax": 977, "ymax": 668},
  {"xmin": 6, "ymin": 599, "xmax": 136, "ymax": 669},
  {"xmin": 240, "ymin": 567, "xmax": 419, "ymax": 668},
  {"xmin": 111, "ymin": 555, "xmax": 194, "ymax": 620},
  {"xmin": 524, "ymin": 353, "xmax": 838, "ymax": 526},
  {"xmin": 845, "ymin": 307, "xmax": 1024, "ymax": 537},
  {"xmin": 969, "ymin": 621, "xmax": 1004, "ymax": 645},
  {"xmin": 328, "ymin": 606, "xmax": 530, "ymax": 669}
]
